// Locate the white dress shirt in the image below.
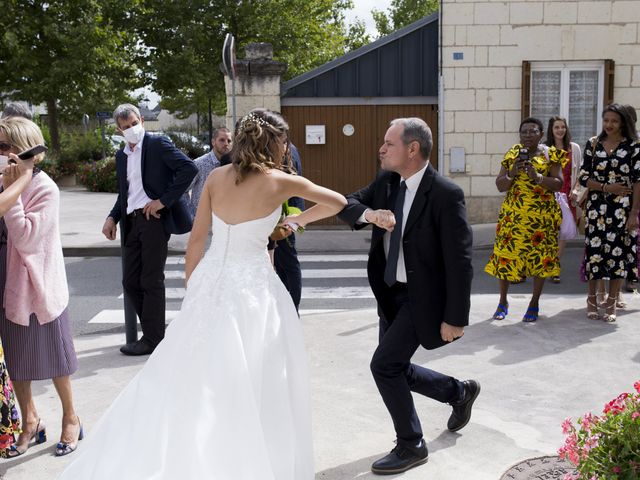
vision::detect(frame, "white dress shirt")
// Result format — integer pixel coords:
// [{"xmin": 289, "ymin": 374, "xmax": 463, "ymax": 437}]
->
[
  {"xmin": 124, "ymin": 137, "xmax": 153, "ymax": 214},
  {"xmin": 359, "ymin": 163, "xmax": 429, "ymax": 283}
]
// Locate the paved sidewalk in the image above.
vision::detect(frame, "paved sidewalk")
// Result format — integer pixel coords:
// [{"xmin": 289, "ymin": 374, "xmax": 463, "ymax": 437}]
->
[
  {"xmin": 2, "ymin": 294, "xmax": 639, "ymax": 479},
  {"xmin": 3, "ymin": 188, "xmax": 635, "ymax": 480},
  {"xmin": 58, "ymin": 187, "xmax": 499, "ymax": 255}
]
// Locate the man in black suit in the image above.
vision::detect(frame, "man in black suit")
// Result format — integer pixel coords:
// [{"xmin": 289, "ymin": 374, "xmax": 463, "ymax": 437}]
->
[
  {"xmin": 338, "ymin": 117, "xmax": 479, "ymax": 475},
  {"xmin": 102, "ymin": 104, "xmax": 197, "ymax": 356},
  {"xmin": 272, "ymin": 142, "xmax": 304, "ymax": 310}
]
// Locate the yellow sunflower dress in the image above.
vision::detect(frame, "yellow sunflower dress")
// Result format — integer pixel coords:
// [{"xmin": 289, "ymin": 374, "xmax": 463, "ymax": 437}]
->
[
  {"xmin": 485, "ymin": 144, "xmax": 567, "ymax": 281},
  {"xmin": 0, "ymin": 338, "xmax": 19, "ymax": 456}
]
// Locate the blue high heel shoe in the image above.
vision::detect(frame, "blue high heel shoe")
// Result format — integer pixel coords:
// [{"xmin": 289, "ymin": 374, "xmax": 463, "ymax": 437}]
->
[
  {"xmin": 7, "ymin": 419, "xmax": 47, "ymax": 458},
  {"xmin": 522, "ymin": 306, "xmax": 539, "ymax": 323},
  {"xmin": 55, "ymin": 419, "xmax": 83, "ymax": 457},
  {"xmin": 492, "ymin": 302, "xmax": 509, "ymax": 320}
]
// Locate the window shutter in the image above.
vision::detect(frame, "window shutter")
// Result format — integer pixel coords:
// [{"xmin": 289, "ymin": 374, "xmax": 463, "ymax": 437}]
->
[
  {"xmin": 603, "ymin": 59, "xmax": 615, "ymax": 107},
  {"xmin": 521, "ymin": 61, "xmax": 531, "ymax": 118}
]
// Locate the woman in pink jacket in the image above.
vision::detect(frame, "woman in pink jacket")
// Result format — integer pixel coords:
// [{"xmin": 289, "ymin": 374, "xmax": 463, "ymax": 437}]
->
[
  {"xmin": 0, "ymin": 150, "xmax": 34, "ymax": 456},
  {"xmin": 0, "ymin": 117, "xmax": 81, "ymax": 457}
]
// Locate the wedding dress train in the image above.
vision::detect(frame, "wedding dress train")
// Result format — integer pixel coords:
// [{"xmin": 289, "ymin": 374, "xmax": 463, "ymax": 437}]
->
[{"xmin": 59, "ymin": 207, "xmax": 314, "ymax": 479}]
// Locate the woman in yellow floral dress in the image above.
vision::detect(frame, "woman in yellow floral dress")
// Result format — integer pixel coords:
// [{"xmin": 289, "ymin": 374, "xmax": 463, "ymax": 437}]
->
[
  {"xmin": 485, "ymin": 117, "xmax": 566, "ymax": 322},
  {"xmin": 0, "ymin": 340, "xmax": 20, "ymax": 456}
]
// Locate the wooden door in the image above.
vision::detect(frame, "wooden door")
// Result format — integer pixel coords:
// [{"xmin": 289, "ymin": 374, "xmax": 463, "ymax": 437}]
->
[{"xmin": 281, "ymin": 104, "xmax": 438, "ymax": 226}]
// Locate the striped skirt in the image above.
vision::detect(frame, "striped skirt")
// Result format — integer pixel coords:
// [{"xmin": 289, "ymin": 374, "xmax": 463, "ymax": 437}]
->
[
  {"xmin": 0, "ymin": 221, "xmax": 78, "ymax": 381},
  {"xmin": 0, "ymin": 309, "xmax": 78, "ymax": 381}
]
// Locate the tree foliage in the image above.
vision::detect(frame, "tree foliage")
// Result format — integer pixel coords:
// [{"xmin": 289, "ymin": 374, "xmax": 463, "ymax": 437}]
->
[
  {"xmin": 137, "ymin": 0, "xmax": 364, "ymax": 119},
  {"xmin": 372, "ymin": 0, "xmax": 439, "ymax": 37},
  {"xmin": 345, "ymin": 18, "xmax": 372, "ymax": 52},
  {"xmin": 0, "ymin": 0, "xmax": 142, "ymax": 151},
  {"xmin": 0, "ymin": 0, "xmax": 371, "ymax": 147}
]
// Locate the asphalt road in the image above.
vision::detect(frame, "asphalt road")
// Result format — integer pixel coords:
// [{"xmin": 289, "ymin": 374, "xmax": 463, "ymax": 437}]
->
[{"xmin": 65, "ymin": 244, "xmax": 590, "ymax": 337}]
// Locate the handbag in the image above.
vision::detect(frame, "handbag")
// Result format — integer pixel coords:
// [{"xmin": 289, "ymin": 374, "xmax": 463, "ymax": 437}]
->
[{"xmin": 556, "ymin": 192, "xmax": 578, "ymax": 240}]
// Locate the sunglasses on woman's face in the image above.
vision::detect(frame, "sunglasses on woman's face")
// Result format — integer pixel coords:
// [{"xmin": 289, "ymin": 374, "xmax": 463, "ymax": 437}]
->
[{"xmin": 0, "ymin": 142, "xmax": 14, "ymax": 152}]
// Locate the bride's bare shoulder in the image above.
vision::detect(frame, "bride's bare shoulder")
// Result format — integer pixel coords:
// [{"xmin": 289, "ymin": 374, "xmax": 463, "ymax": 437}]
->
[{"xmin": 206, "ymin": 164, "xmax": 234, "ymax": 184}]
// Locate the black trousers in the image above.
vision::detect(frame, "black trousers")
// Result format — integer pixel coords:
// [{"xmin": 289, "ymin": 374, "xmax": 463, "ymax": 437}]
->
[
  {"xmin": 370, "ymin": 283, "xmax": 464, "ymax": 446},
  {"xmin": 274, "ymin": 234, "xmax": 302, "ymax": 311},
  {"xmin": 123, "ymin": 213, "xmax": 170, "ymax": 347}
]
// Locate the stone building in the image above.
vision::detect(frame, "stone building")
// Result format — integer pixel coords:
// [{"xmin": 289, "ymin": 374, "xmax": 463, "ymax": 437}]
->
[{"xmin": 441, "ymin": 0, "xmax": 640, "ymax": 222}]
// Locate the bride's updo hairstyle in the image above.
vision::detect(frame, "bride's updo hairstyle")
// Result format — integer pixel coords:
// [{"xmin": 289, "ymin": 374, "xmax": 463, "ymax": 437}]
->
[{"xmin": 232, "ymin": 108, "xmax": 289, "ymax": 183}]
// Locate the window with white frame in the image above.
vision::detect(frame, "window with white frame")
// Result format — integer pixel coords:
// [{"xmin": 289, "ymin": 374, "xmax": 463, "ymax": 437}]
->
[{"xmin": 529, "ymin": 61, "xmax": 605, "ymax": 150}]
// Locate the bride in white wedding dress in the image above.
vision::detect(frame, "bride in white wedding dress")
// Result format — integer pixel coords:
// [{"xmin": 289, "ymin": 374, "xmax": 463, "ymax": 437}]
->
[{"xmin": 58, "ymin": 109, "xmax": 347, "ymax": 479}]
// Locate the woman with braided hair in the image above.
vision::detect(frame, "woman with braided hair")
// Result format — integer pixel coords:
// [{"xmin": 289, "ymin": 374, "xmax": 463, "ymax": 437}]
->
[{"xmin": 59, "ymin": 109, "xmax": 347, "ymax": 479}]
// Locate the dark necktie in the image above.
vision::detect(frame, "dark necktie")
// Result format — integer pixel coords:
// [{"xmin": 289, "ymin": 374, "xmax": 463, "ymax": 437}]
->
[{"xmin": 384, "ymin": 181, "xmax": 407, "ymax": 286}]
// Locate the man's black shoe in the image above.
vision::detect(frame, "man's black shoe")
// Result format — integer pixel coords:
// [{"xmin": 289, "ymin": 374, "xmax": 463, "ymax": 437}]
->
[
  {"xmin": 371, "ymin": 439, "xmax": 428, "ymax": 475},
  {"xmin": 120, "ymin": 340, "xmax": 155, "ymax": 356},
  {"xmin": 447, "ymin": 379, "xmax": 481, "ymax": 432}
]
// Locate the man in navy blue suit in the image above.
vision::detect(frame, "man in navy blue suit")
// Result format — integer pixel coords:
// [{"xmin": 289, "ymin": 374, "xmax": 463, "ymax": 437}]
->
[
  {"xmin": 102, "ymin": 104, "xmax": 197, "ymax": 356},
  {"xmin": 272, "ymin": 143, "xmax": 304, "ymax": 310}
]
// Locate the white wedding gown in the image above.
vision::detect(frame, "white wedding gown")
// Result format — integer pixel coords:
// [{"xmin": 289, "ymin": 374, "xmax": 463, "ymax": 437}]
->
[{"xmin": 59, "ymin": 207, "xmax": 314, "ymax": 479}]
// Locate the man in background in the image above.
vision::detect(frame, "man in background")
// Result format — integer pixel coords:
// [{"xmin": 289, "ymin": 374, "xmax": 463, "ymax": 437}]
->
[
  {"xmin": 188, "ymin": 127, "xmax": 232, "ymax": 215},
  {"xmin": 102, "ymin": 103, "xmax": 197, "ymax": 356},
  {"xmin": 1, "ymin": 102, "xmax": 33, "ymax": 120}
]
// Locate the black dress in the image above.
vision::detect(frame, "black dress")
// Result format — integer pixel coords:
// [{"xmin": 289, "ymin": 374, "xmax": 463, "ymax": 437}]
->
[{"xmin": 579, "ymin": 137, "xmax": 640, "ymax": 280}]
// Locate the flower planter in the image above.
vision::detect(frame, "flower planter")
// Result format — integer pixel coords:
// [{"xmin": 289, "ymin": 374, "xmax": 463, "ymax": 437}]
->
[{"xmin": 56, "ymin": 174, "xmax": 77, "ymax": 187}]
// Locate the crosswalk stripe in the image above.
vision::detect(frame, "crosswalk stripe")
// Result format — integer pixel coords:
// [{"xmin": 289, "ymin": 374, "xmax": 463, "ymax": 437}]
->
[
  {"xmin": 302, "ymin": 286, "xmax": 374, "ymax": 299},
  {"xmin": 88, "ymin": 308, "xmax": 349, "ymax": 325},
  {"xmin": 166, "ymin": 257, "xmax": 185, "ymax": 265},
  {"xmin": 168, "ymin": 255, "xmax": 367, "ymax": 265},
  {"xmin": 302, "ymin": 269, "xmax": 367, "ymax": 278},
  {"xmin": 298, "ymin": 254, "xmax": 368, "ymax": 262},
  {"xmin": 117, "ymin": 254, "xmax": 372, "ymax": 304},
  {"xmin": 118, "ymin": 288, "xmax": 185, "ymax": 300},
  {"xmin": 88, "ymin": 309, "xmax": 180, "ymax": 324},
  {"xmin": 120, "ymin": 286, "xmax": 373, "ymax": 300},
  {"xmin": 165, "ymin": 270, "xmax": 184, "ymax": 279}
]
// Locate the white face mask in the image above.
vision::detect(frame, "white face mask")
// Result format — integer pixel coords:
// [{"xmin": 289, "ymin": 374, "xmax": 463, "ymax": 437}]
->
[
  {"xmin": 0, "ymin": 155, "xmax": 8, "ymax": 172},
  {"xmin": 122, "ymin": 123, "xmax": 145, "ymax": 145}
]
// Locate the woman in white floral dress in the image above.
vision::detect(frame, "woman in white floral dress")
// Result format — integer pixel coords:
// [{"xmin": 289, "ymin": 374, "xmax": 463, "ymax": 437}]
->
[{"xmin": 579, "ymin": 104, "xmax": 640, "ymax": 322}]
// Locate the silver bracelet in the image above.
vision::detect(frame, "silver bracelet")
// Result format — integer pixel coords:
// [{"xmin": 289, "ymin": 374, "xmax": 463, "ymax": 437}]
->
[
  {"xmin": 504, "ymin": 173, "xmax": 513, "ymax": 181},
  {"xmin": 535, "ymin": 173, "xmax": 544, "ymax": 184}
]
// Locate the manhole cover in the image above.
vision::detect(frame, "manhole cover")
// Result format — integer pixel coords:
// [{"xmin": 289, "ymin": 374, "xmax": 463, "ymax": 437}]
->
[{"xmin": 500, "ymin": 455, "xmax": 577, "ymax": 480}]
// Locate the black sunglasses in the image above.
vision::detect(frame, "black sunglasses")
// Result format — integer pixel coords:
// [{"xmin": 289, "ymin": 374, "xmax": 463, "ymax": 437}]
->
[{"xmin": 0, "ymin": 142, "xmax": 13, "ymax": 152}]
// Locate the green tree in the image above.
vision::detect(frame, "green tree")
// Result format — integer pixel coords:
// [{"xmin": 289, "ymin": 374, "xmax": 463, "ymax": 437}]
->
[
  {"xmin": 372, "ymin": 0, "xmax": 439, "ymax": 37},
  {"xmin": 136, "ymin": 0, "xmax": 364, "ymax": 124},
  {"xmin": 345, "ymin": 18, "xmax": 372, "ymax": 52},
  {"xmin": 0, "ymin": 0, "xmax": 142, "ymax": 151}
]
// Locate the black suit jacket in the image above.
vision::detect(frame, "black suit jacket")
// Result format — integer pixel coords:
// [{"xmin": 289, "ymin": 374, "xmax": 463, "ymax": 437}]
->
[
  {"xmin": 109, "ymin": 133, "xmax": 198, "ymax": 236},
  {"xmin": 338, "ymin": 164, "xmax": 473, "ymax": 350}
]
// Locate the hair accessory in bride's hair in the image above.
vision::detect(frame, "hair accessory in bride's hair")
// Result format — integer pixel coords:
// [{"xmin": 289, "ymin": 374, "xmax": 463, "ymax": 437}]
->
[{"xmin": 239, "ymin": 112, "xmax": 269, "ymax": 132}]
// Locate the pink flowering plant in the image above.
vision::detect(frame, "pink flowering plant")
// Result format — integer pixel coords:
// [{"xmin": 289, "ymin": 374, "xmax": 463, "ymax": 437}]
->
[{"xmin": 559, "ymin": 381, "xmax": 640, "ymax": 480}]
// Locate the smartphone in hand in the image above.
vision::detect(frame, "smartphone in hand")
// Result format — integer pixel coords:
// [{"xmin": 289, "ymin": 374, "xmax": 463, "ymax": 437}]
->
[
  {"xmin": 518, "ymin": 147, "xmax": 529, "ymax": 162},
  {"xmin": 17, "ymin": 144, "xmax": 47, "ymax": 160}
]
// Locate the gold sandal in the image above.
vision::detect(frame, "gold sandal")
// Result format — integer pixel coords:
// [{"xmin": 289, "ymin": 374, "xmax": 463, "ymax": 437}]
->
[
  {"xmin": 596, "ymin": 291, "xmax": 608, "ymax": 308},
  {"xmin": 586, "ymin": 295, "xmax": 600, "ymax": 320},
  {"xmin": 603, "ymin": 296, "xmax": 617, "ymax": 323},
  {"xmin": 616, "ymin": 292, "xmax": 627, "ymax": 309}
]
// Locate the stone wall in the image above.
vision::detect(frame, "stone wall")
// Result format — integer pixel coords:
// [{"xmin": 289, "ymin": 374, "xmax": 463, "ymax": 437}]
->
[
  {"xmin": 442, "ymin": 0, "xmax": 640, "ymax": 223},
  {"xmin": 224, "ymin": 43, "xmax": 287, "ymax": 129}
]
